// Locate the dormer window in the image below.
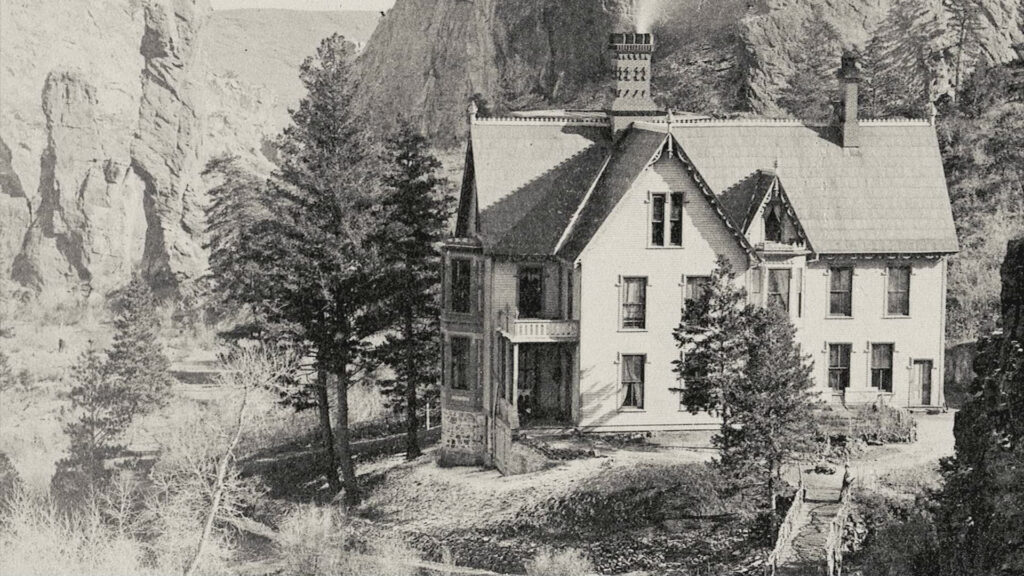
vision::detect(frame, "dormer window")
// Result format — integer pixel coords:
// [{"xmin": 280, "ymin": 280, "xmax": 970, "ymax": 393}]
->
[{"xmin": 651, "ymin": 192, "xmax": 683, "ymax": 247}]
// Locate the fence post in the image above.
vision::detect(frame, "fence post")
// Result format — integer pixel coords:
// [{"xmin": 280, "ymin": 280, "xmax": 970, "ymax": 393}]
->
[{"xmin": 426, "ymin": 401, "xmax": 431, "ymax": 430}]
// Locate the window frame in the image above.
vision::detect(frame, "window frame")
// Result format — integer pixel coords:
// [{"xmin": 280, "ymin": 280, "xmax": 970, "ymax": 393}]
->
[
  {"xmin": 619, "ymin": 353, "xmax": 646, "ymax": 410},
  {"xmin": 449, "ymin": 336, "xmax": 473, "ymax": 391},
  {"xmin": 669, "ymin": 192, "xmax": 684, "ymax": 246},
  {"xmin": 828, "ymin": 267, "xmax": 853, "ymax": 317},
  {"xmin": 683, "ymin": 275, "xmax": 711, "ymax": 309},
  {"xmin": 767, "ymin": 268, "xmax": 792, "ymax": 313},
  {"xmin": 650, "ymin": 193, "xmax": 666, "ymax": 247},
  {"xmin": 828, "ymin": 343, "xmax": 852, "ymax": 390},
  {"xmin": 517, "ymin": 265, "xmax": 545, "ymax": 319},
  {"xmin": 885, "ymin": 266, "xmax": 911, "ymax": 317},
  {"xmin": 449, "ymin": 257, "xmax": 473, "ymax": 314},
  {"xmin": 620, "ymin": 276, "xmax": 648, "ymax": 331},
  {"xmin": 870, "ymin": 342, "xmax": 894, "ymax": 392}
]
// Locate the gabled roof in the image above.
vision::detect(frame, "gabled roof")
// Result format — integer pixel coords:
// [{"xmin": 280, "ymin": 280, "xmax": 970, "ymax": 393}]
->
[
  {"xmin": 554, "ymin": 128, "xmax": 667, "ymax": 260},
  {"xmin": 468, "ymin": 119, "xmax": 611, "ymax": 255},
  {"xmin": 668, "ymin": 120, "xmax": 959, "ymax": 254},
  {"xmin": 718, "ymin": 169, "xmax": 776, "ymax": 232},
  {"xmin": 458, "ymin": 116, "xmax": 958, "ymax": 260}
]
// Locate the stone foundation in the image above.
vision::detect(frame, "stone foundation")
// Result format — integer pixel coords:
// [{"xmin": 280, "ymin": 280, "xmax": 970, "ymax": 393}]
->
[{"xmin": 438, "ymin": 408, "xmax": 486, "ymax": 466}]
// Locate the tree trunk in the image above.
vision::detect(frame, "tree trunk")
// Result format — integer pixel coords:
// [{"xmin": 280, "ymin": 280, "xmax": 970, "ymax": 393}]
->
[
  {"xmin": 315, "ymin": 369, "xmax": 342, "ymax": 493},
  {"xmin": 334, "ymin": 347, "xmax": 359, "ymax": 505},
  {"xmin": 404, "ymin": 310, "xmax": 421, "ymax": 459}
]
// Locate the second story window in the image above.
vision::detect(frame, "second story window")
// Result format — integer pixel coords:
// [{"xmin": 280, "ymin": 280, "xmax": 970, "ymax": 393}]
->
[
  {"xmin": 518, "ymin": 266, "xmax": 544, "ymax": 318},
  {"xmin": 767, "ymin": 269, "xmax": 791, "ymax": 312},
  {"xmin": 450, "ymin": 258, "xmax": 472, "ymax": 314},
  {"xmin": 621, "ymin": 277, "xmax": 647, "ymax": 329},
  {"xmin": 765, "ymin": 207, "xmax": 783, "ymax": 243},
  {"xmin": 684, "ymin": 275, "xmax": 710, "ymax": 304},
  {"xmin": 887, "ymin": 266, "xmax": 910, "ymax": 316},
  {"xmin": 651, "ymin": 193, "xmax": 683, "ymax": 247},
  {"xmin": 829, "ymin": 267, "xmax": 853, "ymax": 316}
]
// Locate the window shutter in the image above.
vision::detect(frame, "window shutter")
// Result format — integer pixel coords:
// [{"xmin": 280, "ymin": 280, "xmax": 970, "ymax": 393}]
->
[
  {"xmin": 468, "ymin": 338, "xmax": 479, "ymax": 391},
  {"xmin": 795, "ymin": 268, "xmax": 804, "ymax": 318},
  {"xmin": 470, "ymin": 259, "xmax": 483, "ymax": 314},
  {"xmin": 750, "ymin": 268, "xmax": 762, "ymax": 305}
]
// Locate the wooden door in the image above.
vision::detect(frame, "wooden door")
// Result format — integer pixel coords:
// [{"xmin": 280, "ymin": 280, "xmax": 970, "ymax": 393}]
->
[{"xmin": 911, "ymin": 360, "xmax": 933, "ymax": 406}]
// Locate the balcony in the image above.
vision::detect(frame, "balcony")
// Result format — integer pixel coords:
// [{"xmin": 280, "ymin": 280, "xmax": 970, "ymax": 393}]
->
[{"xmin": 498, "ymin": 307, "xmax": 579, "ymax": 343}]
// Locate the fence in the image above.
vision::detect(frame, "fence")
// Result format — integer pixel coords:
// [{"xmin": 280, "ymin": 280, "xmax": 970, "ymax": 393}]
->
[
  {"xmin": 764, "ymin": 476, "xmax": 806, "ymax": 576},
  {"xmin": 824, "ymin": 466, "xmax": 855, "ymax": 576}
]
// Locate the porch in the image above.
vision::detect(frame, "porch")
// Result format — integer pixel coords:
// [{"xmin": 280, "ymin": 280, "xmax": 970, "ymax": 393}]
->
[{"xmin": 493, "ymin": 335, "xmax": 577, "ymax": 430}]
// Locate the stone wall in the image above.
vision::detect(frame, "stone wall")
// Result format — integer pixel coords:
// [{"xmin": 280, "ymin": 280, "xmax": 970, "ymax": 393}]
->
[{"xmin": 439, "ymin": 408, "xmax": 486, "ymax": 466}]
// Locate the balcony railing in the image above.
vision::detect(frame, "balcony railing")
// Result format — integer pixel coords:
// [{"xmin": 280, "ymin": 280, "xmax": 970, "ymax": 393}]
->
[{"xmin": 498, "ymin": 307, "xmax": 579, "ymax": 343}]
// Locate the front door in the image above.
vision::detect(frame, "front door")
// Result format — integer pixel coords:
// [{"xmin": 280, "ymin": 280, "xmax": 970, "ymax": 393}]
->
[{"xmin": 911, "ymin": 360, "xmax": 933, "ymax": 405}]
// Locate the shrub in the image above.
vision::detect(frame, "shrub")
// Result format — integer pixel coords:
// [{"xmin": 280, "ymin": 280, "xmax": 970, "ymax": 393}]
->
[
  {"xmin": 526, "ymin": 547, "xmax": 594, "ymax": 576},
  {"xmin": 0, "ymin": 490, "xmax": 151, "ymax": 576},
  {"xmin": 276, "ymin": 503, "xmax": 419, "ymax": 576}
]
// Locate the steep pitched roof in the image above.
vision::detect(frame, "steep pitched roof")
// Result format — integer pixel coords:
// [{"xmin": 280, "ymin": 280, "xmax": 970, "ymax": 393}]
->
[
  {"xmin": 467, "ymin": 119, "xmax": 611, "ymax": 255},
  {"xmin": 555, "ymin": 128, "xmax": 668, "ymax": 260},
  {"xmin": 669, "ymin": 120, "xmax": 959, "ymax": 254},
  {"xmin": 717, "ymin": 169, "xmax": 775, "ymax": 232}
]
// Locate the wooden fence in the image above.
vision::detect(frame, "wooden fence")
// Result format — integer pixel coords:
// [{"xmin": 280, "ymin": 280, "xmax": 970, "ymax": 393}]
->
[
  {"xmin": 824, "ymin": 466, "xmax": 855, "ymax": 576},
  {"xmin": 764, "ymin": 476, "xmax": 807, "ymax": 576}
]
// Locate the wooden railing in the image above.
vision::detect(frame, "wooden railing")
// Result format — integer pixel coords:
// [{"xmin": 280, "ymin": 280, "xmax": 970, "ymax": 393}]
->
[
  {"xmin": 765, "ymin": 476, "xmax": 807, "ymax": 576},
  {"xmin": 825, "ymin": 465, "xmax": 855, "ymax": 576},
  {"xmin": 498, "ymin": 306, "xmax": 578, "ymax": 342}
]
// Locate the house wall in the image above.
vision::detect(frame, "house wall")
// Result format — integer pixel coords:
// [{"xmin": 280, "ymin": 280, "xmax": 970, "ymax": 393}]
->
[
  {"xmin": 798, "ymin": 257, "xmax": 947, "ymax": 407},
  {"xmin": 575, "ymin": 153, "xmax": 749, "ymax": 430}
]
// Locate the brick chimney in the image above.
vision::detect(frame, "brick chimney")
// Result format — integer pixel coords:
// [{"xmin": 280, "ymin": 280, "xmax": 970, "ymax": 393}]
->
[
  {"xmin": 609, "ymin": 33, "xmax": 660, "ymax": 134},
  {"xmin": 837, "ymin": 53, "xmax": 860, "ymax": 148}
]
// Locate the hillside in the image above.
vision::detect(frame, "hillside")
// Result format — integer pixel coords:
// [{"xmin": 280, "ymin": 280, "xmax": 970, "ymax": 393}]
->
[
  {"xmin": 204, "ymin": 9, "xmax": 381, "ymax": 110},
  {"xmin": 355, "ymin": 0, "xmax": 1022, "ymax": 144}
]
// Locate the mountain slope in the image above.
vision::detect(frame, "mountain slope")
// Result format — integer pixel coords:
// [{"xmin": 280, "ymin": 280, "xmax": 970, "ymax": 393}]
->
[{"xmin": 355, "ymin": 0, "xmax": 1023, "ymax": 144}]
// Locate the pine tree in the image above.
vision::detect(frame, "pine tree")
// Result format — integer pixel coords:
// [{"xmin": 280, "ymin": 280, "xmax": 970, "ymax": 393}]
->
[
  {"xmin": 230, "ymin": 33, "xmax": 387, "ymax": 504},
  {"xmin": 106, "ymin": 275, "xmax": 173, "ymax": 412},
  {"xmin": 719, "ymin": 306, "xmax": 820, "ymax": 506},
  {"xmin": 777, "ymin": 11, "xmax": 843, "ymax": 121},
  {"xmin": 674, "ymin": 257, "xmax": 755, "ymax": 452},
  {"xmin": 943, "ymin": 0, "xmax": 984, "ymax": 102},
  {"xmin": 861, "ymin": 0, "xmax": 944, "ymax": 118},
  {"xmin": 370, "ymin": 121, "xmax": 453, "ymax": 459}
]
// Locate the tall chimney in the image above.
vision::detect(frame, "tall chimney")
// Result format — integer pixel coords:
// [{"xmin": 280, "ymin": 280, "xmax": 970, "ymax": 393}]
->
[
  {"xmin": 609, "ymin": 33, "xmax": 659, "ymax": 134},
  {"xmin": 837, "ymin": 53, "xmax": 860, "ymax": 148}
]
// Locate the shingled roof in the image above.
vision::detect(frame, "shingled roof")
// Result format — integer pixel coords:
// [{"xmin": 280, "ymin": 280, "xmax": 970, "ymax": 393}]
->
[
  {"xmin": 460, "ymin": 117, "xmax": 958, "ymax": 259},
  {"xmin": 469, "ymin": 119, "xmax": 610, "ymax": 255},
  {"xmin": 667, "ymin": 120, "xmax": 959, "ymax": 254}
]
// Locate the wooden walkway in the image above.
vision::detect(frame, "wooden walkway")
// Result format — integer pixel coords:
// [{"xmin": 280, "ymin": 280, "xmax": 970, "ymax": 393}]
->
[{"xmin": 772, "ymin": 470, "xmax": 849, "ymax": 576}]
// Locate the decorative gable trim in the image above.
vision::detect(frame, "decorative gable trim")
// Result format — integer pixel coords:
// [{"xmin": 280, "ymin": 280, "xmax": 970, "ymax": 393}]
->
[
  {"xmin": 553, "ymin": 152, "xmax": 614, "ymax": 256},
  {"xmin": 670, "ymin": 136, "xmax": 759, "ymax": 261}
]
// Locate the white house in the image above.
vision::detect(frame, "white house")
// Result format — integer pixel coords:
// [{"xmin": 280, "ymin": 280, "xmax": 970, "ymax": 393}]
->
[{"xmin": 439, "ymin": 33, "xmax": 958, "ymax": 472}]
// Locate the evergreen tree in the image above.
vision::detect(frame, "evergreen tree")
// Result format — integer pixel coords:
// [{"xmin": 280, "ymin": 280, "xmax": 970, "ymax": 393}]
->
[
  {"xmin": 105, "ymin": 276, "xmax": 173, "ymax": 412},
  {"xmin": 370, "ymin": 121, "xmax": 453, "ymax": 459},
  {"xmin": 861, "ymin": 0, "xmax": 944, "ymax": 118},
  {"xmin": 227, "ymin": 33, "xmax": 386, "ymax": 504},
  {"xmin": 943, "ymin": 0, "xmax": 984, "ymax": 102},
  {"xmin": 777, "ymin": 10, "xmax": 842, "ymax": 121},
  {"xmin": 674, "ymin": 257, "xmax": 756, "ymax": 452},
  {"xmin": 719, "ymin": 306, "xmax": 820, "ymax": 505}
]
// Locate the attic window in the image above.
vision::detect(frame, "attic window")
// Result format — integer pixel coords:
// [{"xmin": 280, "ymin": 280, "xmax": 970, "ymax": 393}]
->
[
  {"xmin": 650, "ymin": 192, "xmax": 683, "ymax": 247},
  {"xmin": 765, "ymin": 207, "xmax": 783, "ymax": 243}
]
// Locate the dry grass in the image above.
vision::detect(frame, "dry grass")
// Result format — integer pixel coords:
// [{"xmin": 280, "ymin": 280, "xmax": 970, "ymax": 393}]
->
[
  {"xmin": 525, "ymin": 547, "xmax": 594, "ymax": 576},
  {"xmin": 276, "ymin": 502, "xmax": 420, "ymax": 576},
  {"xmin": 0, "ymin": 489, "xmax": 153, "ymax": 576}
]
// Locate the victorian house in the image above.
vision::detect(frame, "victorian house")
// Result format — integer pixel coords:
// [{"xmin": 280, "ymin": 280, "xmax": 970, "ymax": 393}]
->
[{"xmin": 439, "ymin": 33, "xmax": 958, "ymax": 473}]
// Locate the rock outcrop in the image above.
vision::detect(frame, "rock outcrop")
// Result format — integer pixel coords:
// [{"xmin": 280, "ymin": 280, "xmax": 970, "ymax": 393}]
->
[
  {"xmin": 0, "ymin": 0, "xmax": 285, "ymax": 299},
  {"xmin": 355, "ymin": 0, "xmax": 1023, "ymax": 143}
]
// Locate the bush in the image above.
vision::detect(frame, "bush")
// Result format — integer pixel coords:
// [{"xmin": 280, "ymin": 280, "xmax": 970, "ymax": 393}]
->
[
  {"xmin": 0, "ymin": 490, "xmax": 152, "ymax": 576},
  {"xmin": 276, "ymin": 503, "xmax": 419, "ymax": 576},
  {"xmin": 525, "ymin": 547, "xmax": 594, "ymax": 576}
]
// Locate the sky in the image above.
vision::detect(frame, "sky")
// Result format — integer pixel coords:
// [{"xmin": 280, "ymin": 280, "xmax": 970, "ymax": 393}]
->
[{"xmin": 211, "ymin": 0, "xmax": 395, "ymax": 11}]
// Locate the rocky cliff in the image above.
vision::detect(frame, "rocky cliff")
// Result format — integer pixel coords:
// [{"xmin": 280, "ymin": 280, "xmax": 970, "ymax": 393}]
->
[
  {"xmin": 0, "ymin": 2, "xmax": 342, "ymax": 299},
  {"xmin": 355, "ymin": 0, "xmax": 1023, "ymax": 143}
]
